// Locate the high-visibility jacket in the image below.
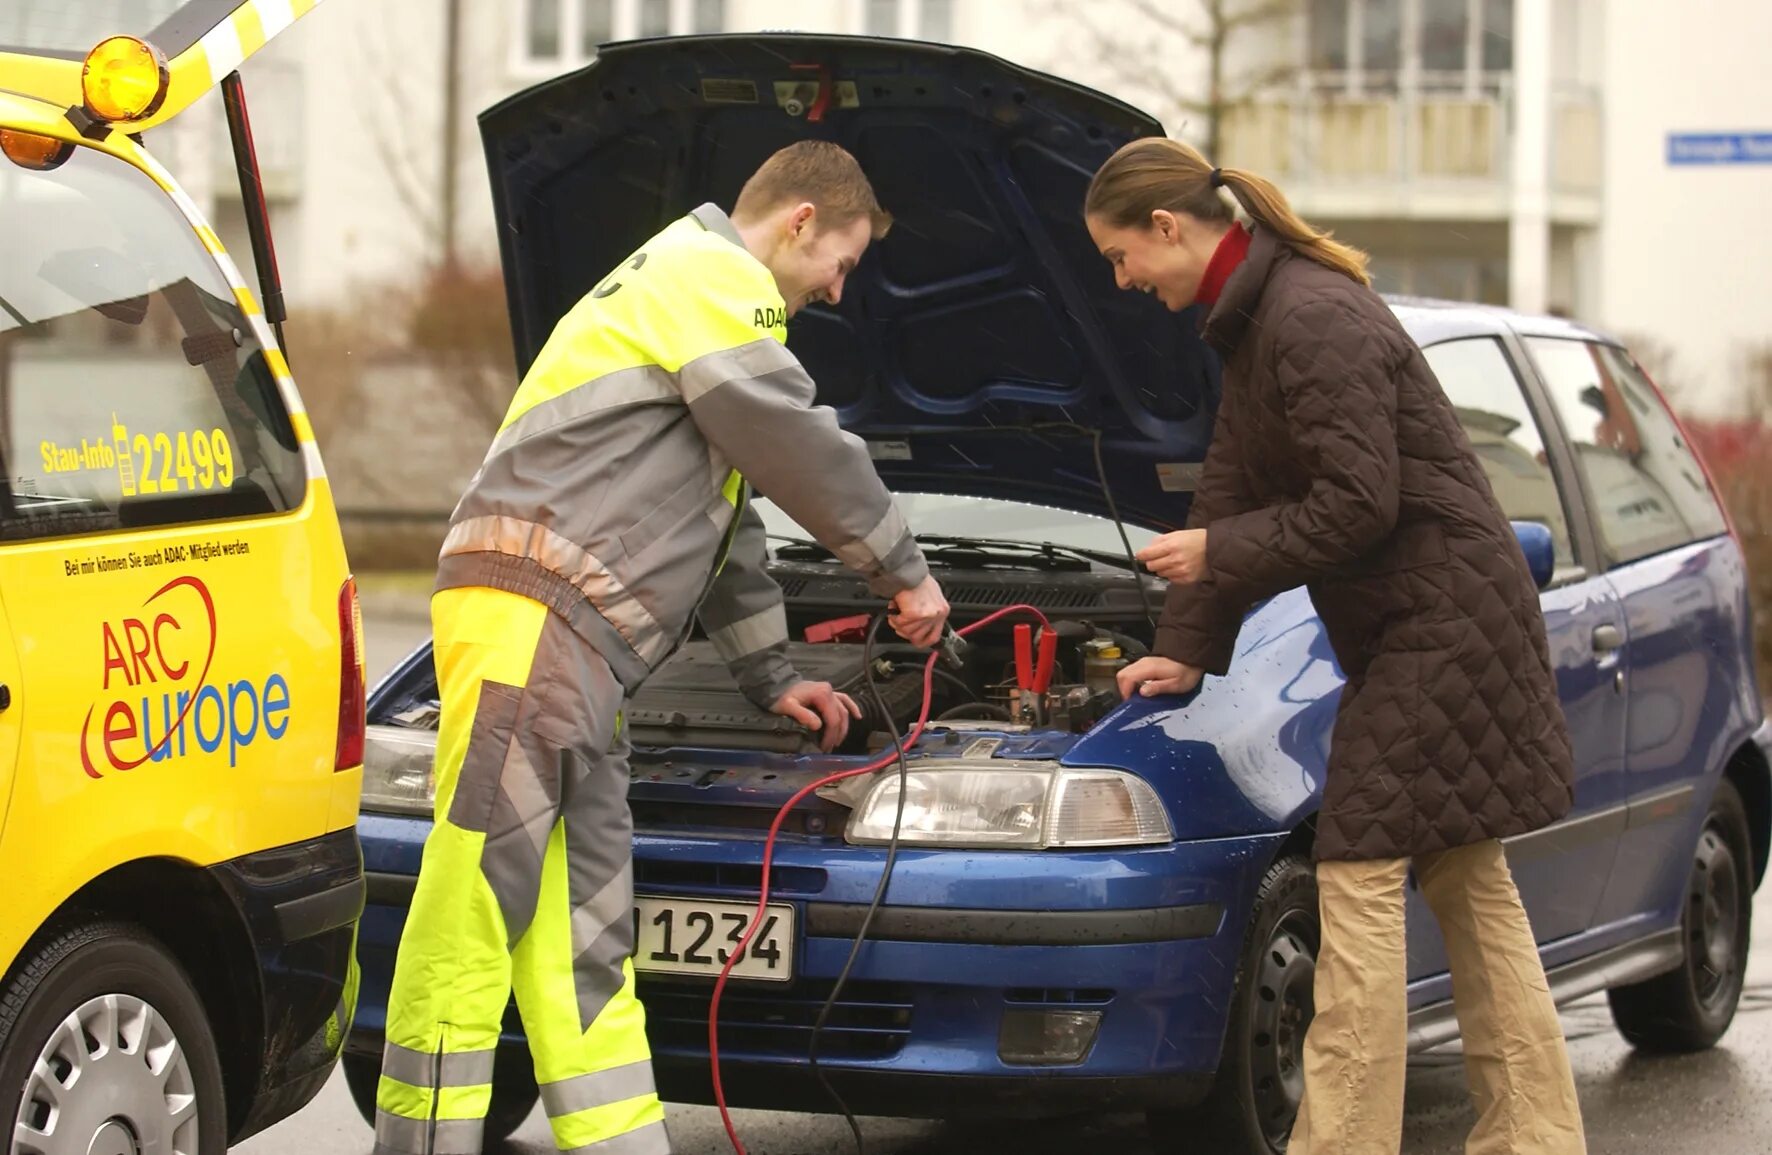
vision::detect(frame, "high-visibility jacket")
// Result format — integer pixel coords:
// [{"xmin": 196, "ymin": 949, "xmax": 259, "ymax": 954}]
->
[{"xmin": 437, "ymin": 203, "xmax": 928, "ymax": 704}]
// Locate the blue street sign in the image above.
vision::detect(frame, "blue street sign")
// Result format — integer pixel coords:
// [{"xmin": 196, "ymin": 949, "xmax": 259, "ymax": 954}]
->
[{"xmin": 1667, "ymin": 132, "xmax": 1772, "ymax": 165}]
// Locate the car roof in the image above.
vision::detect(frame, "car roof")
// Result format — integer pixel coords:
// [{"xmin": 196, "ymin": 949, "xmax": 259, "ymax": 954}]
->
[{"xmin": 1386, "ymin": 294, "xmax": 1624, "ymax": 348}]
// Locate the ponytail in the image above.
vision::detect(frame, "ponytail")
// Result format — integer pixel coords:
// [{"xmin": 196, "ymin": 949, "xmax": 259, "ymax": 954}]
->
[
  {"xmin": 1086, "ymin": 137, "xmax": 1371, "ymax": 286},
  {"xmin": 1216, "ymin": 166, "xmax": 1370, "ymax": 285}
]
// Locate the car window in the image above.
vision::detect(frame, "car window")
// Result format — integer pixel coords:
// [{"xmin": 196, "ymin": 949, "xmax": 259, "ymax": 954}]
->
[
  {"xmin": 0, "ymin": 142, "xmax": 307, "ymax": 543},
  {"xmin": 753, "ymin": 492, "xmax": 1160, "ymax": 558},
  {"xmin": 1527, "ymin": 337, "xmax": 1727, "ymax": 568},
  {"xmin": 1422, "ymin": 337, "xmax": 1574, "ymax": 568}
]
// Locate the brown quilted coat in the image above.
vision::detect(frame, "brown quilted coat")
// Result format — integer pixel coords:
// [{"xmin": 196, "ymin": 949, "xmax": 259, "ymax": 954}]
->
[{"xmin": 1155, "ymin": 227, "xmax": 1575, "ymax": 861}]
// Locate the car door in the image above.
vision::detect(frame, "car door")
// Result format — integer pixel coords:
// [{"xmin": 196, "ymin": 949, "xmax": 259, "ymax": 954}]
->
[
  {"xmin": 1403, "ymin": 334, "xmax": 1628, "ymax": 983},
  {"xmin": 1524, "ymin": 336, "xmax": 1739, "ymax": 932},
  {"xmin": 0, "ymin": 589, "xmax": 18, "ymax": 838}
]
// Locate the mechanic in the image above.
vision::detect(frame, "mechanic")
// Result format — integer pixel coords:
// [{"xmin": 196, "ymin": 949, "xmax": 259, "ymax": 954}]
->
[
  {"xmin": 372, "ymin": 141, "xmax": 950, "ymax": 1155},
  {"xmin": 1087, "ymin": 137, "xmax": 1587, "ymax": 1155}
]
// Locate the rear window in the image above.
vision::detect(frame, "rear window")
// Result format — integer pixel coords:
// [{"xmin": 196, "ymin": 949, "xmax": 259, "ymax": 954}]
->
[
  {"xmin": 0, "ymin": 139, "xmax": 306, "ymax": 543},
  {"xmin": 1528, "ymin": 337, "xmax": 1728, "ymax": 567}
]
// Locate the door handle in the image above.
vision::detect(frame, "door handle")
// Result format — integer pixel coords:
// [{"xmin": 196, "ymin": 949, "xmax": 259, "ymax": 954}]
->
[
  {"xmin": 1592, "ymin": 624, "xmax": 1623, "ymax": 654},
  {"xmin": 0, "ymin": 685, "xmax": 9, "ymax": 711}
]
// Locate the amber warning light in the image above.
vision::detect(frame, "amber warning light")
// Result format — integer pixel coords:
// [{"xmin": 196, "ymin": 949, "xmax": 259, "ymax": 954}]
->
[{"xmin": 82, "ymin": 35, "xmax": 170, "ymax": 123}]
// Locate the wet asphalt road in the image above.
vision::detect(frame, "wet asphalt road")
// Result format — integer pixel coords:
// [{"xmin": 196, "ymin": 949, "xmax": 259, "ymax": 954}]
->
[{"xmin": 234, "ymin": 594, "xmax": 1772, "ymax": 1154}]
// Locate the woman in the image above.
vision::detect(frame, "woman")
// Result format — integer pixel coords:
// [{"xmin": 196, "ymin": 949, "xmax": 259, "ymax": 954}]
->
[{"xmin": 1089, "ymin": 137, "xmax": 1587, "ymax": 1154}]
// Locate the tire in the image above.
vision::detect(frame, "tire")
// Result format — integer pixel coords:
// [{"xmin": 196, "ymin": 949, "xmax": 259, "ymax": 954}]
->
[
  {"xmin": 0, "ymin": 920, "xmax": 228, "ymax": 1155},
  {"xmin": 343, "ymin": 1047, "xmax": 540, "ymax": 1147},
  {"xmin": 1608, "ymin": 778, "xmax": 1754, "ymax": 1052},
  {"xmin": 1149, "ymin": 854, "xmax": 1318, "ymax": 1155}
]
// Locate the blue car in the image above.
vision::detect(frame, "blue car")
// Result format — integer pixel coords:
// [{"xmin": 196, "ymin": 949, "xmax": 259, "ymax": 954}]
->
[{"xmin": 345, "ymin": 34, "xmax": 1770, "ymax": 1154}]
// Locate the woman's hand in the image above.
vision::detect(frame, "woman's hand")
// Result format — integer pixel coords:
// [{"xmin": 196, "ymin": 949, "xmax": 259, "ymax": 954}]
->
[
  {"xmin": 1115, "ymin": 656, "xmax": 1205, "ymax": 700},
  {"xmin": 1137, "ymin": 529, "xmax": 1209, "ymax": 584}
]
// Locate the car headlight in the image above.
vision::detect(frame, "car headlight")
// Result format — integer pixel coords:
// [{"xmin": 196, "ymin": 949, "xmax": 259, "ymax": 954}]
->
[
  {"xmin": 844, "ymin": 762, "xmax": 1172, "ymax": 849},
  {"xmin": 360, "ymin": 724, "xmax": 438, "ymax": 816}
]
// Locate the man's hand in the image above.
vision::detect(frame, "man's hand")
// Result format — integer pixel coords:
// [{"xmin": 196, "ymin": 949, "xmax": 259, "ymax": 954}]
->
[
  {"xmin": 888, "ymin": 575, "xmax": 950, "ymax": 648},
  {"xmin": 1115, "ymin": 656, "xmax": 1205, "ymax": 700},
  {"xmin": 1137, "ymin": 529, "xmax": 1209, "ymax": 584},
  {"xmin": 770, "ymin": 681, "xmax": 863, "ymax": 752}
]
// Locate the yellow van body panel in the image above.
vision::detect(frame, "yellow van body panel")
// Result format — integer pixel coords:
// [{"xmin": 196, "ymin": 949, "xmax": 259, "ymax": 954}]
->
[{"xmin": 0, "ymin": 71, "xmax": 356, "ymax": 978}]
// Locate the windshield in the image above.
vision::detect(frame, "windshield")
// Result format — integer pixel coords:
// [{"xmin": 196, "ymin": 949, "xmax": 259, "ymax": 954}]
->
[
  {"xmin": 754, "ymin": 493, "xmax": 1160, "ymax": 560},
  {"xmin": 1, "ymin": 0, "xmax": 182, "ymax": 55},
  {"xmin": 0, "ymin": 139, "xmax": 307, "ymax": 540}
]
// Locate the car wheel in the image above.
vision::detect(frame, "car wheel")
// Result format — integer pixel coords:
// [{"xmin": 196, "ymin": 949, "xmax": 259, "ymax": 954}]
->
[
  {"xmin": 343, "ymin": 1048, "xmax": 540, "ymax": 1146},
  {"xmin": 1149, "ymin": 853, "xmax": 1318, "ymax": 1155},
  {"xmin": 0, "ymin": 920, "xmax": 228, "ymax": 1155},
  {"xmin": 1608, "ymin": 778, "xmax": 1753, "ymax": 1052}
]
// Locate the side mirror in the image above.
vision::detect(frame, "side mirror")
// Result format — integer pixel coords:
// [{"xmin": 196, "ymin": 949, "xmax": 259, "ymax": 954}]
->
[{"xmin": 1511, "ymin": 521, "xmax": 1555, "ymax": 590}]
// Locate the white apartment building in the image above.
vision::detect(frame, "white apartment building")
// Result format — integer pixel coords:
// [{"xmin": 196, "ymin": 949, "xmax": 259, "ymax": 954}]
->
[{"xmin": 115, "ymin": 0, "xmax": 1772, "ymax": 412}]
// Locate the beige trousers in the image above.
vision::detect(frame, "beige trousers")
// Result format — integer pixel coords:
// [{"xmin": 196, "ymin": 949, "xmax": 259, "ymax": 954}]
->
[{"xmin": 1288, "ymin": 839, "xmax": 1587, "ymax": 1155}]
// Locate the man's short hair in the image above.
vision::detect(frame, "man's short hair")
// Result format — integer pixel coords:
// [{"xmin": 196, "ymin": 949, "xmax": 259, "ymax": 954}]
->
[{"xmin": 733, "ymin": 141, "xmax": 893, "ymax": 240}]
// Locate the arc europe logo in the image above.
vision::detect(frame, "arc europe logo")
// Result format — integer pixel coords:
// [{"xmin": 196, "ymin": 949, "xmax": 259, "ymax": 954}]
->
[{"xmin": 79, "ymin": 574, "xmax": 291, "ymax": 778}]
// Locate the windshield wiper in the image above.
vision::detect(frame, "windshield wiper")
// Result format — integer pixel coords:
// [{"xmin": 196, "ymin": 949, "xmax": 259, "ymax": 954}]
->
[
  {"xmin": 913, "ymin": 534, "xmax": 1131, "ymax": 572},
  {"xmin": 771, "ymin": 532, "xmax": 1142, "ymax": 575}
]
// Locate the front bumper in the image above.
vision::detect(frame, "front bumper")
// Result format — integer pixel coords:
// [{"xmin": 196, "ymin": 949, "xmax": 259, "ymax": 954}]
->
[
  {"xmin": 210, "ymin": 827, "xmax": 365, "ymax": 1142},
  {"xmin": 350, "ymin": 813, "xmax": 1281, "ymax": 1117}
]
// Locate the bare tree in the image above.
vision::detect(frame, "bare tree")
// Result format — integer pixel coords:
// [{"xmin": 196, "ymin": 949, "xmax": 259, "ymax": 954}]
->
[{"xmin": 1043, "ymin": 0, "xmax": 1301, "ymax": 159}]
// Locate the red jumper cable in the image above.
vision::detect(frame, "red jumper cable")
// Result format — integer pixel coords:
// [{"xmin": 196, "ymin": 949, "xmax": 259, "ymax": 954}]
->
[{"xmin": 707, "ymin": 603, "xmax": 1054, "ymax": 1155}]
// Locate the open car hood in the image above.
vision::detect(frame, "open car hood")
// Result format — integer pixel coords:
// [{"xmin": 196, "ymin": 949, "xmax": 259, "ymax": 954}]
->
[{"xmin": 479, "ymin": 34, "xmax": 1221, "ymax": 530}]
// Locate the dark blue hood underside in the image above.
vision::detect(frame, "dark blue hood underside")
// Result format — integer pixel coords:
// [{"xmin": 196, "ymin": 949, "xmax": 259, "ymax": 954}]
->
[{"xmin": 479, "ymin": 35, "xmax": 1222, "ymax": 530}]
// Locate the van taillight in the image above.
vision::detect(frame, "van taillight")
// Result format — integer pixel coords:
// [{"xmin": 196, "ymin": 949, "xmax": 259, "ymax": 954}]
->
[{"xmin": 337, "ymin": 576, "xmax": 366, "ymax": 771}]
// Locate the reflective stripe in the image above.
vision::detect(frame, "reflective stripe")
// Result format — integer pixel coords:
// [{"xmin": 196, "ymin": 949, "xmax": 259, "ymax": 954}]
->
[
  {"xmin": 835, "ymin": 500, "xmax": 911, "ymax": 572},
  {"xmin": 690, "ymin": 202, "xmax": 745, "ymax": 246},
  {"xmin": 678, "ymin": 339, "xmax": 796, "ymax": 404},
  {"xmin": 492, "ymin": 365, "xmax": 680, "ymax": 458},
  {"xmin": 373, "ymin": 1111, "xmax": 485, "ymax": 1155},
  {"xmin": 540, "ymin": 1061, "xmax": 657, "ymax": 1119},
  {"xmin": 380, "ymin": 1042, "xmax": 495, "ymax": 1089},
  {"xmin": 721, "ymin": 469, "xmax": 743, "ymax": 506},
  {"xmin": 570, "ymin": 860, "xmax": 633, "ymax": 978},
  {"xmin": 708, "ymin": 603, "xmax": 787, "ymax": 661},
  {"xmin": 560, "ymin": 1118, "xmax": 673, "ymax": 1155},
  {"xmin": 440, "ymin": 516, "xmax": 665, "ymax": 660}
]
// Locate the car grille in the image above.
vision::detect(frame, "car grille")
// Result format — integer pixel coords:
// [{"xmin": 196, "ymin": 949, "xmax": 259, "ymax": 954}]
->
[
  {"xmin": 638, "ymin": 978, "xmax": 915, "ymax": 1061},
  {"xmin": 633, "ymin": 859, "xmax": 827, "ymax": 899}
]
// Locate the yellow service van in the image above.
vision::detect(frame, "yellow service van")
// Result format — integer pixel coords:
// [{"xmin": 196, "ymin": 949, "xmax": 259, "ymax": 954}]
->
[{"xmin": 0, "ymin": 1, "xmax": 363, "ymax": 1148}]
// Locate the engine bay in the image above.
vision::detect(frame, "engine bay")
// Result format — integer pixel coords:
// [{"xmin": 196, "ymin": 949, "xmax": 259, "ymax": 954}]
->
[{"xmin": 373, "ymin": 543, "xmax": 1161, "ymax": 755}]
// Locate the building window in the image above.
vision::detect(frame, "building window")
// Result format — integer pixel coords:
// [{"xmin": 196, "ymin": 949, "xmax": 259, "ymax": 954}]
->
[
  {"xmin": 518, "ymin": 0, "xmax": 725, "ymax": 71},
  {"xmin": 1481, "ymin": 0, "xmax": 1513, "ymax": 71},
  {"xmin": 1311, "ymin": 0, "xmax": 1515, "ymax": 89},
  {"xmin": 1309, "ymin": 0, "xmax": 1350, "ymax": 71},
  {"xmin": 1420, "ymin": 0, "xmax": 1468, "ymax": 73},
  {"xmin": 1362, "ymin": 0, "xmax": 1403, "ymax": 76},
  {"xmin": 638, "ymin": 0, "xmax": 669, "ymax": 37},
  {"xmin": 528, "ymin": 0, "xmax": 562, "ymax": 60},
  {"xmin": 582, "ymin": 0, "xmax": 614, "ymax": 55},
  {"xmin": 921, "ymin": 0, "xmax": 952, "ymax": 41},
  {"xmin": 866, "ymin": 0, "xmax": 899, "ymax": 37}
]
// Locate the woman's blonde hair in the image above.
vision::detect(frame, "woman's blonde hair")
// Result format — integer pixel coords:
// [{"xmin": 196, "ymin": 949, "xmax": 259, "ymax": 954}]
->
[{"xmin": 1084, "ymin": 136, "xmax": 1370, "ymax": 286}]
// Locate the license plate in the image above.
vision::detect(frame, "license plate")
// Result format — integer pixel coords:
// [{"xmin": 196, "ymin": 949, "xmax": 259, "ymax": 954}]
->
[{"xmin": 633, "ymin": 896, "xmax": 795, "ymax": 982}]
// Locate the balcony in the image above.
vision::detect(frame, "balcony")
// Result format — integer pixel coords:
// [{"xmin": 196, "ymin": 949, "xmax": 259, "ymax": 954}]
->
[{"xmin": 1220, "ymin": 73, "xmax": 1601, "ymax": 226}]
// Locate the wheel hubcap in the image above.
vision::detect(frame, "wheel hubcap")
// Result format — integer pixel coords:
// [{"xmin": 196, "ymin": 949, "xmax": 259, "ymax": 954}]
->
[
  {"xmin": 11, "ymin": 993, "xmax": 198, "ymax": 1155},
  {"xmin": 1251, "ymin": 914, "xmax": 1317, "ymax": 1146},
  {"xmin": 1688, "ymin": 828, "xmax": 1741, "ymax": 1010}
]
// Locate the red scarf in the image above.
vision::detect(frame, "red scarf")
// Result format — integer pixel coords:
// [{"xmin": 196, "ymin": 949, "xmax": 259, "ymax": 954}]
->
[{"xmin": 1194, "ymin": 224, "xmax": 1252, "ymax": 307}]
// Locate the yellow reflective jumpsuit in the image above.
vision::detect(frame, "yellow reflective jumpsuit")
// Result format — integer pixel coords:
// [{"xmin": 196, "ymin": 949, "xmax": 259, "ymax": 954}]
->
[{"xmin": 373, "ymin": 204, "xmax": 929, "ymax": 1155}]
